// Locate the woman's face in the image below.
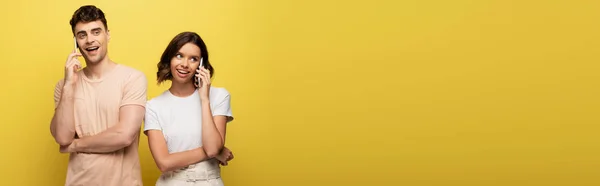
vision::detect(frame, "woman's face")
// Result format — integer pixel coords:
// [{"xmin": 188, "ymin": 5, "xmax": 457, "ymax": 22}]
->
[{"xmin": 170, "ymin": 42, "xmax": 201, "ymax": 85}]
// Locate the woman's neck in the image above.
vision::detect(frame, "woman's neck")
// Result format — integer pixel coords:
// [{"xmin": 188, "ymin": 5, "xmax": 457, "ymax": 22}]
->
[{"xmin": 169, "ymin": 82, "xmax": 196, "ymax": 97}]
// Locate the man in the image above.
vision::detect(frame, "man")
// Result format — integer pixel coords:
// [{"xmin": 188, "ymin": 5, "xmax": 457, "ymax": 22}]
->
[{"xmin": 50, "ymin": 5, "xmax": 147, "ymax": 185}]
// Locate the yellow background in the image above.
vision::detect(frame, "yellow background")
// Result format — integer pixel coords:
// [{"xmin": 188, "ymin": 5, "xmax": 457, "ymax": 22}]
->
[{"xmin": 1, "ymin": 0, "xmax": 599, "ymax": 185}]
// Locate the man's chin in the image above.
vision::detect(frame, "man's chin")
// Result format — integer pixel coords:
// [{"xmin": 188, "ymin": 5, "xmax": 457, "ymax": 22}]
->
[{"xmin": 83, "ymin": 56, "xmax": 103, "ymax": 64}]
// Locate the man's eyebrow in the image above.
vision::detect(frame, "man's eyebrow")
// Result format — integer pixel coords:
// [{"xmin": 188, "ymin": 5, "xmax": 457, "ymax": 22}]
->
[
  {"xmin": 75, "ymin": 30, "xmax": 87, "ymax": 35},
  {"xmin": 75, "ymin": 27, "xmax": 103, "ymax": 35}
]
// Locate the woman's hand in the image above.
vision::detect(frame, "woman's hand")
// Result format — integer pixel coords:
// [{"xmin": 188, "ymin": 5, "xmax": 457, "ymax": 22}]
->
[
  {"xmin": 195, "ymin": 66, "xmax": 211, "ymax": 100},
  {"xmin": 214, "ymin": 147, "xmax": 234, "ymax": 166}
]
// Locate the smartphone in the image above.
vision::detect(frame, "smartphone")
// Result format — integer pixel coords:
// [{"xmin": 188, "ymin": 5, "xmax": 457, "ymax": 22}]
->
[
  {"xmin": 73, "ymin": 37, "xmax": 81, "ymax": 70},
  {"xmin": 73, "ymin": 37, "xmax": 78, "ymax": 53},
  {"xmin": 195, "ymin": 57, "xmax": 204, "ymax": 87}
]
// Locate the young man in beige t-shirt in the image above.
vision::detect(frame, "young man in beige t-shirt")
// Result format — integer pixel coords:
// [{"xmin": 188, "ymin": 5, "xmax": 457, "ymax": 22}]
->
[{"xmin": 50, "ymin": 5, "xmax": 147, "ymax": 186}]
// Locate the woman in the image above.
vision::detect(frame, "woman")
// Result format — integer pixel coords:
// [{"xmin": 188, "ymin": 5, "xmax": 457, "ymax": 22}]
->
[{"xmin": 144, "ymin": 31, "xmax": 234, "ymax": 186}]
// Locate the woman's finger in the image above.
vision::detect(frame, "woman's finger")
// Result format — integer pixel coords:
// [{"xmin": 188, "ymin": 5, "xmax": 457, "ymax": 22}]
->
[{"xmin": 199, "ymin": 70, "xmax": 209, "ymax": 86}]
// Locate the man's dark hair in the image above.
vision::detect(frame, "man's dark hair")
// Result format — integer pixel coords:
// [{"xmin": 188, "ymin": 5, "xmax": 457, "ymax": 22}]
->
[{"xmin": 69, "ymin": 5, "xmax": 108, "ymax": 35}]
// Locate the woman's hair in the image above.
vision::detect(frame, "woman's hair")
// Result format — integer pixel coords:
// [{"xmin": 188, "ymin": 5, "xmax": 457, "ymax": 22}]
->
[{"xmin": 156, "ymin": 31, "xmax": 214, "ymax": 84}]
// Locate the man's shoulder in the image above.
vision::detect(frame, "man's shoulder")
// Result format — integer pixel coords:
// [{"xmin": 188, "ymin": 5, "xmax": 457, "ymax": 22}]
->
[
  {"xmin": 115, "ymin": 64, "xmax": 146, "ymax": 77},
  {"xmin": 110, "ymin": 64, "xmax": 148, "ymax": 87}
]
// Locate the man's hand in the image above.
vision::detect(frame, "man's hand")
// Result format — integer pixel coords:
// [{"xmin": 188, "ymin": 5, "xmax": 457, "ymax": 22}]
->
[
  {"xmin": 64, "ymin": 52, "xmax": 82, "ymax": 85},
  {"xmin": 59, "ymin": 141, "xmax": 76, "ymax": 153},
  {"xmin": 215, "ymin": 147, "xmax": 234, "ymax": 166}
]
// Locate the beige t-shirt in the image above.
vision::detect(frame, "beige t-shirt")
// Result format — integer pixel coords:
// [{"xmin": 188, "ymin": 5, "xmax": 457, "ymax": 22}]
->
[{"xmin": 53, "ymin": 64, "xmax": 147, "ymax": 186}]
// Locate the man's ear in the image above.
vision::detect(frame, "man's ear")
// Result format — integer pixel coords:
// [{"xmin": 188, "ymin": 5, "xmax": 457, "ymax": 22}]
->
[{"xmin": 107, "ymin": 29, "xmax": 111, "ymax": 42}]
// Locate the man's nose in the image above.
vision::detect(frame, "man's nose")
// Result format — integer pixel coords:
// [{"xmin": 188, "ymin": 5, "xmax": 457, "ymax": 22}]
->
[{"xmin": 86, "ymin": 36, "xmax": 95, "ymax": 45}]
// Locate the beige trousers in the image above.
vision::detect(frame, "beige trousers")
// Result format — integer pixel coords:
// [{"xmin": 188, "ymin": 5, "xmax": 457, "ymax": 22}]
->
[{"xmin": 156, "ymin": 160, "xmax": 224, "ymax": 186}]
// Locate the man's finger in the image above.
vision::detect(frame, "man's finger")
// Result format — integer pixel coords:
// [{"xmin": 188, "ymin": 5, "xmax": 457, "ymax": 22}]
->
[
  {"xmin": 66, "ymin": 59, "xmax": 80, "ymax": 70},
  {"xmin": 74, "ymin": 60, "xmax": 81, "ymax": 69},
  {"xmin": 66, "ymin": 60, "xmax": 75, "ymax": 68},
  {"xmin": 67, "ymin": 52, "xmax": 83, "ymax": 62}
]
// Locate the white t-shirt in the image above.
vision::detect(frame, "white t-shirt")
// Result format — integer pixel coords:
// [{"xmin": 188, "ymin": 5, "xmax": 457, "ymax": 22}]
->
[{"xmin": 143, "ymin": 87, "xmax": 233, "ymax": 153}]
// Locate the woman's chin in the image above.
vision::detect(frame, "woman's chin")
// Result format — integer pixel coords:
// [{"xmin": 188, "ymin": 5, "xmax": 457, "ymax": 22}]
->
[{"xmin": 172, "ymin": 78, "xmax": 194, "ymax": 86}]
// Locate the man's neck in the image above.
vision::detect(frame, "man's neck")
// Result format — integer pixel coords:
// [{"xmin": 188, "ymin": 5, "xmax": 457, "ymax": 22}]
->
[
  {"xmin": 83, "ymin": 57, "xmax": 116, "ymax": 80},
  {"xmin": 169, "ymin": 82, "xmax": 196, "ymax": 97}
]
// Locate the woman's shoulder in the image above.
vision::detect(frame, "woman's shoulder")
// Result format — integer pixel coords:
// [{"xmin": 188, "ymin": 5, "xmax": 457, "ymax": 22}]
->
[
  {"xmin": 210, "ymin": 86, "xmax": 231, "ymax": 96},
  {"xmin": 209, "ymin": 86, "xmax": 231, "ymax": 103},
  {"xmin": 146, "ymin": 90, "xmax": 171, "ymax": 108}
]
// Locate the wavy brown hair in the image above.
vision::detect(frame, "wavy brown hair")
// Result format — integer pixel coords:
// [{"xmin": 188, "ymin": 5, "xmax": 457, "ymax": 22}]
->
[{"xmin": 156, "ymin": 32, "xmax": 214, "ymax": 84}]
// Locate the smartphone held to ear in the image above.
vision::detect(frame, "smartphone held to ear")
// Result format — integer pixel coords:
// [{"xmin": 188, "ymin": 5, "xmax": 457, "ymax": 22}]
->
[
  {"xmin": 195, "ymin": 57, "xmax": 204, "ymax": 87},
  {"xmin": 73, "ymin": 37, "xmax": 78, "ymax": 53}
]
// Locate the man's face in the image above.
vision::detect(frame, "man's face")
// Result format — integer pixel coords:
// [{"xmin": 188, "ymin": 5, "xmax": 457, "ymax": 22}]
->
[{"xmin": 74, "ymin": 20, "xmax": 110, "ymax": 64}]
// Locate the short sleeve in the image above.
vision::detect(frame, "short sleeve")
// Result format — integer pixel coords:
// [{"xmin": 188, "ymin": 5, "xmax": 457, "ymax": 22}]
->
[
  {"xmin": 143, "ymin": 101, "xmax": 162, "ymax": 132},
  {"xmin": 121, "ymin": 71, "xmax": 148, "ymax": 107},
  {"xmin": 213, "ymin": 89, "xmax": 234, "ymax": 123},
  {"xmin": 53, "ymin": 79, "xmax": 65, "ymax": 109}
]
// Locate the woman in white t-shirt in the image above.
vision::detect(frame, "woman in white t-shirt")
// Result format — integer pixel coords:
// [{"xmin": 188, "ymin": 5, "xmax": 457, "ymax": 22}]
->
[{"xmin": 144, "ymin": 31, "xmax": 234, "ymax": 186}]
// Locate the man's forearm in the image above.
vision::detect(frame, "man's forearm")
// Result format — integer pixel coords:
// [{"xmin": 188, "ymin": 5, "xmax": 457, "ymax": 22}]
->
[
  {"xmin": 67, "ymin": 104, "xmax": 144, "ymax": 154},
  {"xmin": 71, "ymin": 126, "xmax": 135, "ymax": 153},
  {"xmin": 51, "ymin": 84, "xmax": 77, "ymax": 146}
]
